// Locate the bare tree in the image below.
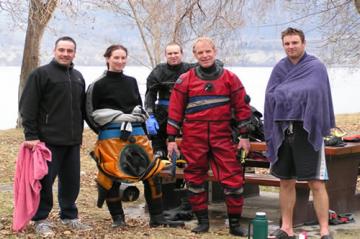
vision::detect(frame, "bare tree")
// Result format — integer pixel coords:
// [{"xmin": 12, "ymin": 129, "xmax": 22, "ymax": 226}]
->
[
  {"xmin": 21, "ymin": 0, "xmax": 58, "ymax": 127},
  {"xmin": 90, "ymin": 0, "xmax": 273, "ymax": 68},
  {"xmin": 274, "ymin": 0, "xmax": 360, "ymax": 65},
  {"xmin": 0, "ymin": 0, "xmax": 89, "ymax": 127},
  {"xmin": 20, "ymin": 1, "xmax": 58, "ymax": 95},
  {"xmin": 1, "ymin": 0, "xmax": 59, "ymax": 127},
  {"xmin": 355, "ymin": 0, "xmax": 360, "ymax": 13}
]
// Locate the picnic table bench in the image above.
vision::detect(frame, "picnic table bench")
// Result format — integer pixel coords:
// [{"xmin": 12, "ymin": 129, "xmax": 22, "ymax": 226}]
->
[{"xmin": 160, "ymin": 142, "xmax": 360, "ymax": 226}]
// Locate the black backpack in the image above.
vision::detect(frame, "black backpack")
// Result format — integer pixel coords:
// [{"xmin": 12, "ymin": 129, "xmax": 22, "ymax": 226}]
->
[
  {"xmin": 232, "ymin": 106, "xmax": 264, "ymax": 142},
  {"xmin": 248, "ymin": 106, "xmax": 265, "ymax": 142}
]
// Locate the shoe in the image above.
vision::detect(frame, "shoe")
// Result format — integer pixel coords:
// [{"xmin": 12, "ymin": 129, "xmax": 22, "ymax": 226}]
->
[
  {"xmin": 169, "ymin": 198, "xmax": 192, "ymax": 212},
  {"xmin": 34, "ymin": 220, "xmax": 55, "ymax": 238},
  {"xmin": 61, "ymin": 218, "xmax": 92, "ymax": 231},
  {"xmin": 321, "ymin": 235, "xmax": 333, "ymax": 239},
  {"xmin": 149, "ymin": 213, "xmax": 185, "ymax": 228},
  {"xmin": 271, "ymin": 228, "xmax": 296, "ymax": 239},
  {"xmin": 111, "ymin": 214, "xmax": 127, "ymax": 228},
  {"xmin": 164, "ymin": 197, "xmax": 193, "ymax": 221},
  {"xmin": 164, "ymin": 210, "xmax": 193, "ymax": 221}
]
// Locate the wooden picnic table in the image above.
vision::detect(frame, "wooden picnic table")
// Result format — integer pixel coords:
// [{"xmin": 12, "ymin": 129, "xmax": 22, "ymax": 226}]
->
[
  {"xmin": 247, "ymin": 142, "xmax": 360, "ymax": 225},
  {"xmin": 161, "ymin": 141, "xmax": 360, "ymax": 226}
]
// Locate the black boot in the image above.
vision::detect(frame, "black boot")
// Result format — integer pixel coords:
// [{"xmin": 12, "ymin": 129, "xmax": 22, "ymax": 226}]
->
[
  {"xmin": 149, "ymin": 213, "xmax": 185, "ymax": 228},
  {"xmin": 105, "ymin": 189, "xmax": 126, "ymax": 228},
  {"xmin": 164, "ymin": 196, "xmax": 193, "ymax": 221},
  {"xmin": 228, "ymin": 214, "xmax": 248, "ymax": 237},
  {"xmin": 111, "ymin": 214, "xmax": 127, "ymax": 228},
  {"xmin": 191, "ymin": 210, "xmax": 209, "ymax": 234}
]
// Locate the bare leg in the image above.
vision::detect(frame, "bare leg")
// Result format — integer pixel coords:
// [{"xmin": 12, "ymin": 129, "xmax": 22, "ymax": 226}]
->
[
  {"xmin": 308, "ymin": 180, "xmax": 330, "ymax": 236},
  {"xmin": 279, "ymin": 179, "xmax": 296, "ymax": 236}
]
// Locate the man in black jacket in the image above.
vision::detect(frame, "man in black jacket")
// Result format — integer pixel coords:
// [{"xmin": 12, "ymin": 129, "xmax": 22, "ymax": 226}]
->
[
  {"xmin": 144, "ymin": 43, "xmax": 194, "ymax": 214},
  {"xmin": 145, "ymin": 43, "xmax": 194, "ymax": 157},
  {"xmin": 19, "ymin": 36, "xmax": 91, "ymax": 237}
]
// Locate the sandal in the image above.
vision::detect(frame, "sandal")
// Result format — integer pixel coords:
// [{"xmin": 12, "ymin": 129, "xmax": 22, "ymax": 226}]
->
[
  {"xmin": 321, "ymin": 235, "xmax": 333, "ymax": 239},
  {"xmin": 271, "ymin": 228, "xmax": 296, "ymax": 239},
  {"xmin": 329, "ymin": 209, "xmax": 355, "ymax": 225}
]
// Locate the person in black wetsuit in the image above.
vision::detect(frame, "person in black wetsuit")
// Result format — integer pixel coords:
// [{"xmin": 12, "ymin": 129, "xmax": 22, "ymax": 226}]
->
[
  {"xmin": 144, "ymin": 43, "xmax": 194, "ymax": 215},
  {"xmin": 145, "ymin": 43, "xmax": 194, "ymax": 158}
]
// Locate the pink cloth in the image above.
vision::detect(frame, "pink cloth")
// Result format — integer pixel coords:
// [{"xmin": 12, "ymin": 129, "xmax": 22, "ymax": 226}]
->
[{"xmin": 12, "ymin": 142, "xmax": 51, "ymax": 232}]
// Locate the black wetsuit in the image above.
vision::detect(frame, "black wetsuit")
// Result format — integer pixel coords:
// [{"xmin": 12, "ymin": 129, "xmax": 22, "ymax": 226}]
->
[{"xmin": 144, "ymin": 62, "xmax": 194, "ymax": 154}]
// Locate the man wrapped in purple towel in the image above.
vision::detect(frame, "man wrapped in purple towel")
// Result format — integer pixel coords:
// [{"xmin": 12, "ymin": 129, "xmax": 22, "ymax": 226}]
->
[{"xmin": 264, "ymin": 27, "xmax": 334, "ymax": 239}]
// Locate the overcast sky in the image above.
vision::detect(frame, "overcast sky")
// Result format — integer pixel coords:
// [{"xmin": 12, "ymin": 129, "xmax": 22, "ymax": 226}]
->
[{"xmin": 0, "ymin": 2, "xmax": 325, "ymax": 67}]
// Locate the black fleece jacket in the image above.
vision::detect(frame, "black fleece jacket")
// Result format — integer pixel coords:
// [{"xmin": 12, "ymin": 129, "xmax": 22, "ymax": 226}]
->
[{"xmin": 19, "ymin": 59, "xmax": 85, "ymax": 145}]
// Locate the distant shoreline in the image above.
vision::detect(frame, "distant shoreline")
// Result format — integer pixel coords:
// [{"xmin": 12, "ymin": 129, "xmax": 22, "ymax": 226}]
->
[
  {"xmin": 1, "ymin": 65, "xmax": 360, "ymax": 68},
  {"xmin": 2, "ymin": 112, "xmax": 359, "ymax": 132},
  {"xmin": 1, "ymin": 67, "xmax": 360, "ymax": 129}
]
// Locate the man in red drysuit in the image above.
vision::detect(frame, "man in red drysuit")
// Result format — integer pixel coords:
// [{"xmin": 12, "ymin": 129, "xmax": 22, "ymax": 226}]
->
[{"xmin": 167, "ymin": 37, "xmax": 252, "ymax": 236}]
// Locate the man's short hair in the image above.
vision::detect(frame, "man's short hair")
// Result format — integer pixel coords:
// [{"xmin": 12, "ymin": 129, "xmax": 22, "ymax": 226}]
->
[
  {"xmin": 281, "ymin": 27, "xmax": 305, "ymax": 43},
  {"xmin": 192, "ymin": 37, "xmax": 215, "ymax": 53},
  {"xmin": 55, "ymin": 36, "xmax": 77, "ymax": 50},
  {"xmin": 165, "ymin": 42, "xmax": 183, "ymax": 54}
]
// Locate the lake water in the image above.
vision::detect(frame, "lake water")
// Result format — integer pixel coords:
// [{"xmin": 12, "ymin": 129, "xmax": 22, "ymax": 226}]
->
[{"xmin": 1, "ymin": 66, "xmax": 359, "ymax": 130}]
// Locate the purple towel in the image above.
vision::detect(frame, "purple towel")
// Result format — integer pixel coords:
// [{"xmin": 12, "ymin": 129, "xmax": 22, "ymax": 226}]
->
[{"xmin": 264, "ymin": 53, "xmax": 335, "ymax": 163}]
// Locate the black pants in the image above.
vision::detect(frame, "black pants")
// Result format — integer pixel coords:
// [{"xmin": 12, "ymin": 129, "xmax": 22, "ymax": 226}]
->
[
  {"xmin": 152, "ymin": 105, "xmax": 185, "ymax": 209},
  {"xmin": 32, "ymin": 144, "xmax": 80, "ymax": 221},
  {"xmin": 152, "ymin": 105, "xmax": 169, "ymax": 154},
  {"xmin": 106, "ymin": 176, "xmax": 164, "ymax": 217}
]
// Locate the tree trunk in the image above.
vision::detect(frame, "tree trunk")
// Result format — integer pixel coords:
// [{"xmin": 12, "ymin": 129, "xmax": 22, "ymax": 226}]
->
[
  {"xmin": 18, "ymin": 19, "xmax": 44, "ymax": 106},
  {"xmin": 17, "ymin": 0, "xmax": 58, "ymax": 128},
  {"xmin": 355, "ymin": 0, "xmax": 360, "ymax": 14}
]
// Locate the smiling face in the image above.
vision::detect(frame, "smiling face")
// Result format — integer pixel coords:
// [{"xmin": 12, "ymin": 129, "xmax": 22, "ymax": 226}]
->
[
  {"xmin": 282, "ymin": 34, "xmax": 306, "ymax": 64},
  {"xmin": 106, "ymin": 48, "xmax": 127, "ymax": 72},
  {"xmin": 53, "ymin": 40, "xmax": 76, "ymax": 66},
  {"xmin": 193, "ymin": 39, "xmax": 216, "ymax": 68},
  {"xmin": 165, "ymin": 44, "xmax": 183, "ymax": 66}
]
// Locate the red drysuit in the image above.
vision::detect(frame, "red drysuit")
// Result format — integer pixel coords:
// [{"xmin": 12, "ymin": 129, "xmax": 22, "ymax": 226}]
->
[{"xmin": 167, "ymin": 67, "xmax": 251, "ymax": 215}]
